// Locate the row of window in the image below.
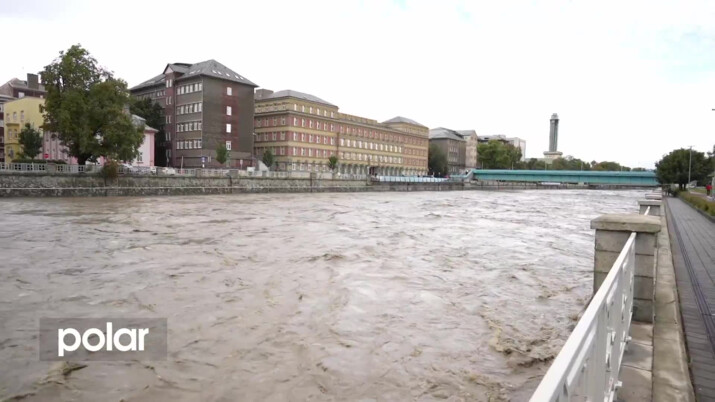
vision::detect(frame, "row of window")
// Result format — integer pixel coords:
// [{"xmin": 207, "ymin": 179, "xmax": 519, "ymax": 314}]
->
[
  {"xmin": 4, "ymin": 111, "xmax": 25, "ymax": 123},
  {"xmin": 177, "ymin": 121, "xmax": 203, "ymax": 132},
  {"xmin": 340, "ymin": 152, "xmax": 403, "ymax": 164},
  {"xmin": 177, "ymin": 82, "xmax": 203, "ymax": 95},
  {"xmin": 177, "ymin": 139, "xmax": 203, "ymax": 150},
  {"xmin": 255, "ymin": 116, "xmax": 426, "ymax": 147},
  {"xmin": 253, "ymin": 130, "xmax": 418, "ymax": 156},
  {"xmin": 340, "ymin": 138, "xmax": 403, "ymax": 154},
  {"xmin": 177, "ymin": 102, "xmax": 202, "ymax": 115}
]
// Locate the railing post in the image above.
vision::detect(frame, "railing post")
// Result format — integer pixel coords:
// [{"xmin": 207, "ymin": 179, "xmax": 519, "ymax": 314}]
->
[{"xmin": 590, "ymin": 214, "xmax": 661, "ymax": 323}]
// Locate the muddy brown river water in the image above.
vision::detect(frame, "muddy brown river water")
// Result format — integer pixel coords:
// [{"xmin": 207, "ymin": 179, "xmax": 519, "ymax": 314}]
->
[{"xmin": 0, "ymin": 190, "xmax": 645, "ymax": 401}]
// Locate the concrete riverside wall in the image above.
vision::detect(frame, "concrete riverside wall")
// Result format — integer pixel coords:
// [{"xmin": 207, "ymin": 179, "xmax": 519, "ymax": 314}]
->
[
  {"xmin": 0, "ymin": 174, "xmax": 369, "ymax": 197},
  {"xmin": 0, "ymin": 173, "xmax": 657, "ymax": 198}
]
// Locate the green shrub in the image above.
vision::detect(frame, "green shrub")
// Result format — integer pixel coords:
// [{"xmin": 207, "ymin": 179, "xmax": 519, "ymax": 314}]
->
[
  {"xmin": 679, "ymin": 192, "xmax": 715, "ymax": 216},
  {"xmin": 100, "ymin": 161, "xmax": 119, "ymax": 180}
]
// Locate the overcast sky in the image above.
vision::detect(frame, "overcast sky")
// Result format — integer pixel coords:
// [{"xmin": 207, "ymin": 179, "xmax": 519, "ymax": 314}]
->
[{"xmin": 2, "ymin": 0, "xmax": 714, "ymax": 168}]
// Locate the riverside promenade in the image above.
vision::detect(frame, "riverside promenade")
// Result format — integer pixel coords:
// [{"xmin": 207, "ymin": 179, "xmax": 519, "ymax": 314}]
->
[{"xmin": 667, "ymin": 197, "xmax": 715, "ymax": 401}]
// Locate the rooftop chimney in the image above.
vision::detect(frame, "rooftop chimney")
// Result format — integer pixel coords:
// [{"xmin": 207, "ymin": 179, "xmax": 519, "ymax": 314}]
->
[
  {"xmin": 27, "ymin": 73, "xmax": 39, "ymax": 90},
  {"xmin": 255, "ymin": 89, "xmax": 273, "ymax": 100}
]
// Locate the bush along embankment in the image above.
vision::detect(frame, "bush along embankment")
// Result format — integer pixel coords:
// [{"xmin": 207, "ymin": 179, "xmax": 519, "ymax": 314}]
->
[{"xmin": 679, "ymin": 190, "xmax": 715, "ymax": 217}]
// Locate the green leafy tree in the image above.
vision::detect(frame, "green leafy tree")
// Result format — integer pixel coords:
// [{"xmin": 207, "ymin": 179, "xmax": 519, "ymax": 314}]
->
[
  {"xmin": 328, "ymin": 155, "xmax": 338, "ymax": 171},
  {"xmin": 428, "ymin": 143, "xmax": 448, "ymax": 176},
  {"xmin": 215, "ymin": 143, "xmax": 229, "ymax": 165},
  {"xmin": 592, "ymin": 161, "xmax": 630, "ymax": 171},
  {"xmin": 656, "ymin": 148, "xmax": 711, "ymax": 189},
  {"xmin": 41, "ymin": 44, "xmax": 143, "ymax": 165},
  {"xmin": 130, "ymin": 97, "xmax": 166, "ymax": 166},
  {"xmin": 477, "ymin": 140, "xmax": 521, "ymax": 169},
  {"xmin": 18, "ymin": 123, "xmax": 43, "ymax": 160},
  {"xmin": 262, "ymin": 149, "xmax": 275, "ymax": 169}
]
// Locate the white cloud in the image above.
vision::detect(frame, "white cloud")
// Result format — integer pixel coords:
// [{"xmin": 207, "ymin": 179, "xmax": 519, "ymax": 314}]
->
[{"xmin": 1, "ymin": 0, "xmax": 713, "ymax": 168}]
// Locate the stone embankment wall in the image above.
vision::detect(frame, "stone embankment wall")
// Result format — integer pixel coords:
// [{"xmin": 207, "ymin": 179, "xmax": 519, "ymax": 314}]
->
[
  {"xmin": 0, "ymin": 173, "xmax": 652, "ymax": 197},
  {"xmin": 0, "ymin": 173, "xmax": 370, "ymax": 197}
]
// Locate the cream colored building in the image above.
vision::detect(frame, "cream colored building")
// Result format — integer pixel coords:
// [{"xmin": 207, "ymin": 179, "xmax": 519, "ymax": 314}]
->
[{"xmin": 254, "ymin": 89, "xmax": 429, "ymax": 175}]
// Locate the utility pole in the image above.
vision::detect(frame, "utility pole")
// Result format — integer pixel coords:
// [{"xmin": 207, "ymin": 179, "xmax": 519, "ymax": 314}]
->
[{"xmin": 688, "ymin": 145, "xmax": 693, "ymax": 185}]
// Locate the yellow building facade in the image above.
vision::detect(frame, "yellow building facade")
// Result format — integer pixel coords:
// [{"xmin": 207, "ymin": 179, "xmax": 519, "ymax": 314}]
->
[{"xmin": 4, "ymin": 97, "xmax": 44, "ymax": 163}]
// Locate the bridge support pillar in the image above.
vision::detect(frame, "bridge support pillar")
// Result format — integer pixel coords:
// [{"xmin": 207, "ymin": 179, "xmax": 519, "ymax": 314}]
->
[
  {"xmin": 638, "ymin": 200, "xmax": 662, "ymax": 216},
  {"xmin": 591, "ymin": 214, "xmax": 661, "ymax": 323}
]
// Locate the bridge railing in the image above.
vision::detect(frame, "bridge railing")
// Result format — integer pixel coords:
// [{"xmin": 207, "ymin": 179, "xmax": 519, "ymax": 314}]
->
[{"xmin": 530, "ymin": 206, "xmax": 652, "ymax": 402}]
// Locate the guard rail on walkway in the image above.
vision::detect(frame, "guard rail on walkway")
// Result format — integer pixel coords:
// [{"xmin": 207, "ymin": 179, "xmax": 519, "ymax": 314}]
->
[
  {"xmin": 530, "ymin": 206, "xmax": 651, "ymax": 401},
  {"xmin": 372, "ymin": 176, "xmax": 448, "ymax": 183}
]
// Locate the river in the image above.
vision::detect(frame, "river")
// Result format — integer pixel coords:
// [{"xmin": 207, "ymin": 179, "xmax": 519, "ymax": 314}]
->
[{"xmin": 0, "ymin": 189, "xmax": 645, "ymax": 401}]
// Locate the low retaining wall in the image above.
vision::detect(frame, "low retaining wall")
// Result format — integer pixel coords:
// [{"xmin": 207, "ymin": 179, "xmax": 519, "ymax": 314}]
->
[{"xmin": 0, "ymin": 174, "xmax": 370, "ymax": 197}]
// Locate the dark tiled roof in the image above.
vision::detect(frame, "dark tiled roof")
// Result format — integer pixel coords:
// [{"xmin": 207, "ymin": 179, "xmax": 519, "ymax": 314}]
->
[
  {"xmin": 456, "ymin": 130, "xmax": 477, "ymax": 138},
  {"xmin": 383, "ymin": 116, "xmax": 426, "ymax": 127},
  {"xmin": 261, "ymin": 89, "xmax": 336, "ymax": 107},
  {"xmin": 0, "ymin": 78, "xmax": 46, "ymax": 95},
  {"xmin": 130, "ymin": 59, "xmax": 256, "ymax": 91},
  {"xmin": 178, "ymin": 60, "xmax": 256, "ymax": 87},
  {"xmin": 429, "ymin": 127, "xmax": 466, "ymax": 141}
]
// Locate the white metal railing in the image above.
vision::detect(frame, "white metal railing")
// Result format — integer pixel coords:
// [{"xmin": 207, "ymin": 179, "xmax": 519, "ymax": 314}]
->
[
  {"xmin": 374, "ymin": 175, "xmax": 448, "ymax": 183},
  {"xmin": 531, "ymin": 206, "xmax": 651, "ymax": 401}
]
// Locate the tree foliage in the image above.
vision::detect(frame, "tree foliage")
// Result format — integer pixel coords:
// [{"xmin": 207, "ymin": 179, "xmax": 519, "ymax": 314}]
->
[
  {"xmin": 656, "ymin": 148, "xmax": 712, "ymax": 189},
  {"xmin": 18, "ymin": 123, "xmax": 43, "ymax": 159},
  {"xmin": 41, "ymin": 44, "xmax": 143, "ymax": 165},
  {"xmin": 477, "ymin": 140, "xmax": 522, "ymax": 169},
  {"xmin": 262, "ymin": 149, "xmax": 275, "ymax": 168},
  {"xmin": 328, "ymin": 155, "xmax": 338, "ymax": 171},
  {"xmin": 428, "ymin": 143, "xmax": 448, "ymax": 176},
  {"xmin": 130, "ymin": 97, "xmax": 166, "ymax": 166},
  {"xmin": 215, "ymin": 143, "xmax": 229, "ymax": 165}
]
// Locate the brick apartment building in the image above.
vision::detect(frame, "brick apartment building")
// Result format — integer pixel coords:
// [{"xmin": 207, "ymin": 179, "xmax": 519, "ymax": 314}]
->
[
  {"xmin": 253, "ymin": 89, "xmax": 429, "ymax": 175},
  {"xmin": 130, "ymin": 60, "xmax": 257, "ymax": 168},
  {"xmin": 0, "ymin": 74, "xmax": 46, "ymax": 163}
]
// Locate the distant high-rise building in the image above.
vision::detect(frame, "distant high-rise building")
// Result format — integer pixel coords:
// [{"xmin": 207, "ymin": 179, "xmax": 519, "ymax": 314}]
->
[{"xmin": 543, "ymin": 113, "xmax": 563, "ymax": 160}]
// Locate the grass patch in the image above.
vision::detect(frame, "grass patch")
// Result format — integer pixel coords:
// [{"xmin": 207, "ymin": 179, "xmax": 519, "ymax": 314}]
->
[{"xmin": 680, "ymin": 191, "xmax": 715, "ymax": 216}]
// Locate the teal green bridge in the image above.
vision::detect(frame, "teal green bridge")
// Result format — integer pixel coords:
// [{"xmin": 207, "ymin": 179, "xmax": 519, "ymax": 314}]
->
[{"xmin": 467, "ymin": 169, "xmax": 659, "ymax": 186}]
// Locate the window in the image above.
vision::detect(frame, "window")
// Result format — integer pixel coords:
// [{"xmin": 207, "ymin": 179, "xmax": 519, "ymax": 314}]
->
[
  {"xmin": 309, "ymin": 134, "xmax": 313, "ymax": 143},
  {"xmin": 340, "ymin": 138, "xmax": 344, "ymax": 146},
  {"xmin": 302, "ymin": 105, "xmax": 305, "ymax": 112},
  {"xmin": 293, "ymin": 104, "xmax": 297, "ymax": 111},
  {"xmin": 309, "ymin": 107, "xmax": 313, "ymax": 114},
  {"xmin": 226, "ymin": 87, "xmax": 232, "ymax": 96},
  {"xmin": 301, "ymin": 148, "xmax": 306, "ymax": 156},
  {"xmin": 293, "ymin": 132, "xmax": 297, "ymax": 141},
  {"xmin": 309, "ymin": 120, "xmax": 313, "ymax": 129},
  {"xmin": 330, "ymin": 137, "xmax": 335, "ymax": 145},
  {"xmin": 308, "ymin": 149, "xmax": 313, "ymax": 157},
  {"xmin": 280, "ymin": 132, "xmax": 285, "ymax": 140},
  {"xmin": 317, "ymin": 108, "xmax": 320, "ymax": 115},
  {"xmin": 301, "ymin": 119, "xmax": 305, "ymax": 127},
  {"xmin": 281, "ymin": 118, "xmax": 286, "ymax": 125},
  {"xmin": 293, "ymin": 117, "xmax": 298, "ymax": 126},
  {"xmin": 226, "ymin": 141, "xmax": 232, "ymax": 151},
  {"xmin": 226, "ymin": 123, "xmax": 232, "ymax": 133},
  {"xmin": 317, "ymin": 122, "xmax": 321, "ymax": 130},
  {"xmin": 20, "ymin": 111, "xmax": 24, "ymax": 122},
  {"xmin": 198, "ymin": 102, "xmax": 202, "ymax": 112},
  {"xmin": 330, "ymin": 124, "xmax": 334, "ymax": 132},
  {"xmin": 226, "ymin": 106, "xmax": 232, "ymax": 116},
  {"xmin": 301, "ymin": 133, "xmax": 305, "ymax": 141}
]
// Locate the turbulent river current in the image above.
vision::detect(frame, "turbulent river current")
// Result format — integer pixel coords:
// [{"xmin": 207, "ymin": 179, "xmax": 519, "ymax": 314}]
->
[{"xmin": 0, "ymin": 189, "xmax": 645, "ymax": 401}]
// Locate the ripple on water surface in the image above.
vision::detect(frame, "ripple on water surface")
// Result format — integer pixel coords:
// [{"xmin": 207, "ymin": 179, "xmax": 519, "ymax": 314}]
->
[{"xmin": 0, "ymin": 189, "xmax": 645, "ymax": 401}]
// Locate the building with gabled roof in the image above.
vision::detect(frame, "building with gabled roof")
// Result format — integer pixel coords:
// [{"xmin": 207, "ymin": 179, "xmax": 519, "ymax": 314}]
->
[
  {"xmin": 429, "ymin": 127, "xmax": 467, "ymax": 174},
  {"xmin": 130, "ymin": 60, "xmax": 257, "ymax": 168},
  {"xmin": 253, "ymin": 88, "xmax": 429, "ymax": 175},
  {"xmin": 0, "ymin": 73, "xmax": 46, "ymax": 163}
]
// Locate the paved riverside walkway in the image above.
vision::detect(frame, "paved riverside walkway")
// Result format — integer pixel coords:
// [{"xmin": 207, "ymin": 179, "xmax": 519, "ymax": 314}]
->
[{"xmin": 667, "ymin": 197, "xmax": 715, "ymax": 401}]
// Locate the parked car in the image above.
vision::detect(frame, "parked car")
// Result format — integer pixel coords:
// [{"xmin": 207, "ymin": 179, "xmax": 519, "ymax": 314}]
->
[
  {"xmin": 161, "ymin": 167, "xmax": 177, "ymax": 175},
  {"xmin": 121, "ymin": 163, "xmax": 135, "ymax": 173}
]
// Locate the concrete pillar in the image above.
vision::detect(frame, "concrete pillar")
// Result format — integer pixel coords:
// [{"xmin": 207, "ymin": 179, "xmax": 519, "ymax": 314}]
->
[
  {"xmin": 638, "ymin": 200, "xmax": 662, "ymax": 216},
  {"xmin": 590, "ymin": 214, "xmax": 661, "ymax": 323}
]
